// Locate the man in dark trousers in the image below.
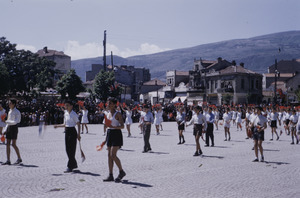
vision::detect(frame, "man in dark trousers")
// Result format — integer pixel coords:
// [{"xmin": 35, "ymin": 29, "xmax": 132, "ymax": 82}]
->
[
  {"xmin": 205, "ymin": 107, "xmax": 215, "ymax": 147},
  {"xmin": 54, "ymin": 100, "xmax": 81, "ymax": 173},
  {"xmin": 142, "ymin": 104, "xmax": 154, "ymax": 153}
]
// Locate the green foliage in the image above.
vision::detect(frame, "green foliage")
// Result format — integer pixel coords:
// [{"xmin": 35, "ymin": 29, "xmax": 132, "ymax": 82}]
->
[
  {"xmin": 56, "ymin": 69, "xmax": 85, "ymax": 99},
  {"xmin": 295, "ymin": 89, "xmax": 300, "ymax": 102},
  {"xmin": 0, "ymin": 37, "xmax": 56, "ymax": 94},
  {"xmin": 0, "ymin": 62, "xmax": 9, "ymax": 96},
  {"xmin": 93, "ymin": 70, "xmax": 122, "ymax": 101}
]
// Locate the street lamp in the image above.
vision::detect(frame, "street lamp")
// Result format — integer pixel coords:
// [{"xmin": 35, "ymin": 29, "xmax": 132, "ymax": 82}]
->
[{"xmin": 155, "ymin": 80, "xmax": 159, "ymax": 104}]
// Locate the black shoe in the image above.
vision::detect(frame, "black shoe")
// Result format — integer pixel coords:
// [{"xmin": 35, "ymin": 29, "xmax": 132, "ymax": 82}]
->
[
  {"xmin": 252, "ymin": 158, "xmax": 259, "ymax": 162},
  {"xmin": 224, "ymin": 139, "xmax": 227, "ymax": 141},
  {"xmin": 193, "ymin": 151, "xmax": 199, "ymax": 156},
  {"xmin": 199, "ymin": 150, "xmax": 203, "ymax": 155},
  {"xmin": 177, "ymin": 142, "xmax": 182, "ymax": 145},
  {"xmin": 291, "ymin": 142, "xmax": 294, "ymax": 145},
  {"xmin": 297, "ymin": 139, "xmax": 299, "ymax": 144},
  {"xmin": 252, "ymin": 147, "xmax": 254, "ymax": 150},
  {"xmin": 245, "ymin": 137, "xmax": 249, "ymax": 139},
  {"xmin": 2, "ymin": 160, "xmax": 11, "ymax": 165},
  {"xmin": 260, "ymin": 156, "xmax": 264, "ymax": 162},
  {"xmin": 103, "ymin": 174, "xmax": 114, "ymax": 182},
  {"xmin": 276, "ymin": 136, "xmax": 279, "ymax": 141},
  {"xmin": 142, "ymin": 150, "xmax": 148, "ymax": 153},
  {"xmin": 115, "ymin": 170, "xmax": 126, "ymax": 182},
  {"xmin": 204, "ymin": 145, "xmax": 209, "ymax": 147},
  {"xmin": 228, "ymin": 137, "xmax": 231, "ymax": 141},
  {"xmin": 64, "ymin": 168, "xmax": 73, "ymax": 173},
  {"xmin": 182, "ymin": 140, "xmax": 185, "ymax": 144},
  {"xmin": 269, "ymin": 139, "xmax": 273, "ymax": 141},
  {"xmin": 211, "ymin": 144, "xmax": 214, "ymax": 147},
  {"xmin": 13, "ymin": 158, "xmax": 22, "ymax": 165}
]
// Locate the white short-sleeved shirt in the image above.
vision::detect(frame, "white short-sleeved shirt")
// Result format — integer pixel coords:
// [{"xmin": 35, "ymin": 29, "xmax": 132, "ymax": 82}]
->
[
  {"xmin": 64, "ymin": 110, "xmax": 79, "ymax": 127},
  {"xmin": 253, "ymin": 115, "xmax": 268, "ymax": 127}
]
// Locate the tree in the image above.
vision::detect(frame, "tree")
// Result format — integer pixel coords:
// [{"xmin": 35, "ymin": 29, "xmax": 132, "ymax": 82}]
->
[
  {"xmin": 0, "ymin": 62, "xmax": 9, "ymax": 96},
  {"xmin": 93, "ymin": 70, "xmax": 122, "ymax": 101},
  {"xmin": 56, "ymin": 69, "xmax": 85, "ymax": 100},
  {"xmin": 0, "ymin": 37, "xmax": 56, "ymax": 94}
]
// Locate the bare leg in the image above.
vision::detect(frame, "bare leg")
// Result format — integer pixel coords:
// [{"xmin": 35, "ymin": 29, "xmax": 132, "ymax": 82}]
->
[{"xmin": 12, "ymin": 139, "xmax": 21, "ymax": 159}]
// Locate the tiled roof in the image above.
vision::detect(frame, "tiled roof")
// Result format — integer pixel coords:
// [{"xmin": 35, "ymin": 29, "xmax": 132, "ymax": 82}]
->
[
  {"xmin": 219, "ymin": 66, "xmax": 258, "ymax": 75},
  {"xmin": 175, "ymin": 71, "xmax": 189, "ymax": 76},
  {"xmin": 36, "ymin": 49, "xmax": 70, "ymax": 57},
  {"xmin": 143, "ymin": 79, "xmax": 166, "ymax": 86}
]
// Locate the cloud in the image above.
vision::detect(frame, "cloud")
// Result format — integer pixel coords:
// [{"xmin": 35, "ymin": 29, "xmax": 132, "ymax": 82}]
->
[
  {"xmin": 16, "ymin": 44, "xmax": 37, "ymax": 52},
  {"xmin": 64, "ymin": 41, "xmax": 171, "ymax": 60}
]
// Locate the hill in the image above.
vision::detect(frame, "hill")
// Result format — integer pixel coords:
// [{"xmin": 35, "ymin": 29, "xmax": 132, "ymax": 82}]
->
[{"xmin": 72, "ymin": 31, "xmax": 300, "ymax": 82}]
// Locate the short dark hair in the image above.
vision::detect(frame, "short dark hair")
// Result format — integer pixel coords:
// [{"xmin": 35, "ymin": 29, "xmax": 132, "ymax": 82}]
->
[
  {"xmin": 10, "ymin": 98, "xmax": 17, "ymax": 106},
  {"xmin": 64, "ymin": 100, "xmax": 73, "ymax": 106},
  {"xmin": 195, "ymin": 106, "xmax": 202, "ymax": 111},
  {"xmin": 108, "ymin": 97, "xmax": 118, "ymax": 104}
]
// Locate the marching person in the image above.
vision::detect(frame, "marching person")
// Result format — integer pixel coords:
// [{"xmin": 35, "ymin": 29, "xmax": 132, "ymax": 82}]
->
[
  {"xmin": 288, "ymin": 110, "xmax": 299, "ymax": 144},
  {"xmin": 0, "ymin": 102, "xmax": 6, "ymax": 144},
  {"xmin": 103, "ymin": 97, "xmax": 126, "ymax": 182},
  {"xmin": 2, "ymin": 99, "xmax": 22, "ymax": 165},
  {"xmin": 142, "ymin": 104, "xmax": 154, "ymax": 153},
  {"xmin": 121, "ymin": 104, "xmax": 133, "ymax": 137},
  {"xmin": 186, "ymin": 106, "xmax": 207, "ymax": 156},
  {"xmin": 205, "ymin": 107, "xmax": 215, "ymax": 147},
  {"xmin": 251, "ymin": 107, "xmax": 268, "ymax": 162},
  {"xmin": 79, "ymin": 103, "xmax": 89, "ymax": 134},
  {"xmin": 222, "ymin": 108, "xmax": 232, "ymax": 141},
  {"xmin": 269, "ymin": 107, "xmax": 280, "ymax": 141},
  {"xmin": 54, "ymin": 100, "xmax": 81, "ymax": 173},
  {"xmin": 176, "ymin": 107, "xmax": 186, "ymax": 144}
]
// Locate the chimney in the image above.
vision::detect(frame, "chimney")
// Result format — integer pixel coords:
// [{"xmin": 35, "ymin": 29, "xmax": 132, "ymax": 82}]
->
[
  {"xmin": 43, "ymin": 47, "xmax": 48, "ymax": 53},
  {"xmin": 217, "ymin": 57, "xmax": 222, "ymax": 63}
]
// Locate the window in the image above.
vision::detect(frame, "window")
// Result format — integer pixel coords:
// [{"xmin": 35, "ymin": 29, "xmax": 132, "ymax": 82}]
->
[
  {"xmin": 251, "ymin": 80, "xmax": 254, "ymax": 89},
  {"xmin": 256, "ymin": 80, "xmax": 259, "ymax": 89},
  {"xmin": 241, "ymin": 79, "xmax": 244, "ymax": 89}
]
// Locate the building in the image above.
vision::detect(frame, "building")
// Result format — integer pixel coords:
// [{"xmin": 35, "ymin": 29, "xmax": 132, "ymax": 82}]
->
[
  {"xmin": 263, "ymin": 59, "xmax": 300, "ymax": 104},
  {"xmin": 85, "ymin": 64, "xmax": 151, "ymax": 101},
  {"xmin": 188, "ymin": 58, "xmax": 262, "ymax": 105},
  {"xmin": 139, "ymin": 79, "xmax": 166, "ymax": 103},
  {"xmin": 36, "ymin": 47, "xmax": 71, "ymax": 74}
]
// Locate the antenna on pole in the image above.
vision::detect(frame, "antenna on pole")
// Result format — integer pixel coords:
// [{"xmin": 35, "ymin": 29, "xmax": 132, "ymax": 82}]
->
[{"xmin": 103, "ymin": 30, "xmax": 107, "ymax": 71}]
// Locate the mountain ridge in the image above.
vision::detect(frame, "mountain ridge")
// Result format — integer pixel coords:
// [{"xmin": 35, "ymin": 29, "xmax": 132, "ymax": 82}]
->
[{"xmin": 71, "ymin": 30, "xmax": 300, "ymax": 82}]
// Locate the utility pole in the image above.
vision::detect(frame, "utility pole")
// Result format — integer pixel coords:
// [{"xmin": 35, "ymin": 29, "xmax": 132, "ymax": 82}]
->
[
  {"xmin": 103, "ymin": 30, "xmax": 107, "ymax": 71},
  {"xmin": 274, "ymin": 59, "xmax": 278, "ymax": 105},
  {"xmin": 111, "ymin": 51, "xmax": 114, "ymax": 70}
]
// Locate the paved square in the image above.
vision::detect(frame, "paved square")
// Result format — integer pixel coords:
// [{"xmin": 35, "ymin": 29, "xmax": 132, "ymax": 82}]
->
[{"xmin": 0, "ymin": 122, "xmax": 299, "ymax": 198}]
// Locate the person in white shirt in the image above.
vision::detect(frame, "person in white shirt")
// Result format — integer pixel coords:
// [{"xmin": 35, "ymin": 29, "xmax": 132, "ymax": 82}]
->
[
  {"xmin": 120, "ymin": 105, "xmax": 133, "ymax": 137},
  {"xmin": 269, "ymin": 108, "xmax": 280, "ymax": 141},
  {"xmin": 2, "ymin": 99, "xmax": 22, "ymax": 165},
  {"xmin": 153, "ymin": 105, "xmax": 163, "ymax": 135},
  {"xmin": 251, "ymin": 107, "xmax": 268, "ymax": 162},
  {"xmin": 288, "ymin": 110, "xmax": 299, "ymax": 144},
  {"xmin": 79, "ymin": 104, "xmax": 89, "ymax": 134},
  {"xmin": 186, "ymin": 106, "xmax": 207, "ymax": 156},
  {"xmin": 142, "ymin": 104, "xmax": 154, "ymax": 153},
  {"xmin": 0, "ymin": 103, "xmax": 6, "ymax": 142},
  {"xmin": 54, "ymin": 100, "xmax": 81, "ymax": 173},
  {"xmin": 176, "ymin": 107, "xmax": 186, "ymax": 144},
  {"xmin": 213, "ymin": 108, "xmax": 219, "ymax": 130},
  {"xmin": 284, "ymin": 109, "xmax": 291, "ymax": 135},
  {"xmin": 244, "ymin": 107, "xmax": 252, "ymax": 139},
  {"xmin": 222, "ymin": 108, "xmax": 232, "ymax": 141},
  {"xmin": 102, "ymin": 97, "xmax": 126, "ymax": 182},
  {"xmin": 236, "ymin": 108, "xmax": 243, "ymax": 131}
]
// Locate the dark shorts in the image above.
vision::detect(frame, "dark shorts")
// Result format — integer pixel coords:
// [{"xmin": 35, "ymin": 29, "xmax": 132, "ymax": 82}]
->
[
  {"xmin": 6, "ymin": 125, "xmax": 18, "ymax": 140},
  {"xmin": 285, "ymin": 120, "xmax": 290, "ymax": 125},
  {"xmin": 178, "ymin": 122, "xmax": 185, "ymax": 131},
  {"xmin": 253, "ymin": 128, "xmax": 264, "ymax": 141},
  {"xmin": 271, "ymin": 120, "xmax": 277, "ymax": 128},
  {"xmin": 193, "ymin": 124, "xmax": 203, "ymax": 136},
  {"xmin": 106, "ymin": 129, "xmax": 123, "ymax": 147}
]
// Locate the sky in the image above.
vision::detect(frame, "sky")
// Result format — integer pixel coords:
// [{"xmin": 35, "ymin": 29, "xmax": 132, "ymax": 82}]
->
[{"xmin": 1, "ymin": 0, "xmax": 300, "ymax": 60}]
